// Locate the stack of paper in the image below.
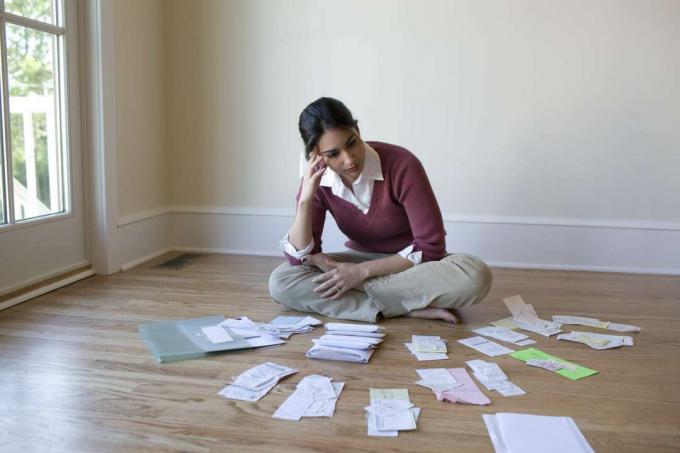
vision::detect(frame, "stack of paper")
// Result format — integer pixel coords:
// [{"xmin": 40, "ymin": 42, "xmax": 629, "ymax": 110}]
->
[
  {"xmin": 219, "ymin": 315, "xmax": 321, "ymax": 347},
  {"xmin": 473, "ymin": 326, "xmax": 536, "ymax": 346},
  {"xmin": 557, "ymin": 331, "xmax": 634, "ymax": 350},
  {"xmin": 273, "ymin": 375, "xmax": 345, "ymax": 420},
  {"xmin": 552, "ymin": 315, "xmax": 641, "ymax": 333},
  {"xmin": 458, "ymin": 336, "xmax": 515, "ymax": 357},
  {"xmin": 366, "ymin": 388, "xmax": 421, "ymax": 436},
  {"xmin": 510, "ymin": 348, "xmax": 598, "ymax": 380},
  {"xmin": 500, "ymin": 295, "xmax": 562, "ymax": 337},
  {"xmin": 405, "ymin": 335, "xmax": 449, "ymax": 361},
  {"xmin": 306, "ymin": 323, "xmax": 384, "ymax": 363},
  {"xmin": 483, "ymin": 413, "xmax": 594, "ymax": 453},
  {"xmin": 466, "ymin": 360, "xmax": 525, "ymax": 397},
  {"xmin": 416, "ymin": 368, "xmax": 490, "ymax": 405},
  {"xmin": 218, "ymin": 362, "xmax": 297, "ymax": 401}
]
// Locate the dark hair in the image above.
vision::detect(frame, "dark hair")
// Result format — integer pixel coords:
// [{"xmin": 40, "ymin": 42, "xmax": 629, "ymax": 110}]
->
[{"xmin": 298, "ymin": 97, "xmax": 359, "ymax": 160}]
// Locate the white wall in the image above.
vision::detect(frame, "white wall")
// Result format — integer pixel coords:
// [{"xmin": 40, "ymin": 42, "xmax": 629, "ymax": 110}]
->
[
  {"xmin": 114, "ymin": 0, "xmax": 168, "ymax": 219},
  {"xmin": 113, "ymin": 0, "xmax": 680, "ymax": 273},
  {"xmin": 165, "ymin": 0, "xmax": 680, "ymax": 222}
]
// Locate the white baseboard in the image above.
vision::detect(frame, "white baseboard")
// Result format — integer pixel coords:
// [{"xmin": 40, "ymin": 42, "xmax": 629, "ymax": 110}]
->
[
  {"xmin": 115, "ymin": 207, "xmax": 680, "ymax": 275},
  {"xmin": 0, "ymin": 259, "xmax": 90, "ymax": 297},
  {"xmin": 116, "ymin": 212, "xmax": 171, "ymax": 271},
  {"xmin": 0, "ymin": 269, "xmax": 95, "ymax": 311}
]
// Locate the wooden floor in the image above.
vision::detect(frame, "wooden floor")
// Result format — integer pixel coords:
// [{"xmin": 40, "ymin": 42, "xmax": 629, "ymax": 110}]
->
[{"xmin": 1, "ymin": 253, "xmax": 679, "ymax": 452}]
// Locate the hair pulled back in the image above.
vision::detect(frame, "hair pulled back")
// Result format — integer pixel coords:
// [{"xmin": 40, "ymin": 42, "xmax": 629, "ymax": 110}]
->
[{"xmin": 298, "ymin": 97, "xmax": 359, "ymax": 160}]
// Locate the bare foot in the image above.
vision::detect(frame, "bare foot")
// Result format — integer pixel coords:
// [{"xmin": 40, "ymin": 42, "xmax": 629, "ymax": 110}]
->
[{"xmin": 405, "ymin": 307, "xmax": 458, "ymax": 324}]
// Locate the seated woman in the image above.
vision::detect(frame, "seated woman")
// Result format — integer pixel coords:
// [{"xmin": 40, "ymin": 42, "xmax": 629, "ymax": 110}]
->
[{"xmin": 269, "ymin": 97, "xmax": 492, "ymax": 323}]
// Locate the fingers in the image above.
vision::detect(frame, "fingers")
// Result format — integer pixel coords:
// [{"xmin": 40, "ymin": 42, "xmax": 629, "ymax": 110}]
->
[{"xmin": 311, "ymin": 270, "xmax": 334, "ymax": 284}]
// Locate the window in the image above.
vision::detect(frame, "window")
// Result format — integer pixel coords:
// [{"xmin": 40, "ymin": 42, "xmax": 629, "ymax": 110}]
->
[{"xmin": 0, "ymin": 0, "xmax": 67, "ymax": 225}]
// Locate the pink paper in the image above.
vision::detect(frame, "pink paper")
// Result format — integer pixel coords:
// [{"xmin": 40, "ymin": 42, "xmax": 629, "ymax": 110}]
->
[{"xmin": 437, "ymin": 368, "xmax": 490, "ymax": 405}]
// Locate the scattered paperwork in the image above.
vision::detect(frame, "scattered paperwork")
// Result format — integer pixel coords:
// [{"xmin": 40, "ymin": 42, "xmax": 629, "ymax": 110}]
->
[
  {"xmin": 557, "ymin": 331, "xmax": 633, "ymax": 350},
  {"xmin": 510, "ymin": 348, "xmax": 597, "ymax": 380},
  {"xmin": 473, "ymin": 326, "xmax": 536, "ymax": 346},
  {"xmin": 417, "ymin": 368, "xmax": 490, "ymax": 405},
  {"xmin": 458, "ymin": 336, "xmax": 514, "ymax": 357},
  {"xmin": 553, "ymin": 315, "xmax": 641, "ymax": 333},
  {"xmin": 366, "ymin": 388, "xmax": 421, "ymax": 436},
  {"xmin": 467, "ymin": 360, "xmax": 525, "ymax": 397},
  {"xmin": 218, "ymin": 362, "xmax": 297, "ymax": 402},
  {"xmin": 502, "ymin": 295, "xmax": 561, "ymax": 337},
  {"xmin": 306, "ymin": 323, "xmax": 384, "ymax": 363},
  {"xmin": 273, "ymin": 374, "xmax": 344, "ymax": 420},
  {"xmin": 483, "ymin": 413, "xmax": 594, "ymax": 453}
]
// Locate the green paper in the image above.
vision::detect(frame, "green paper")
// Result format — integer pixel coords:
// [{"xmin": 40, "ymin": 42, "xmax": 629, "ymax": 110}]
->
[{"xmin": 510, "ymin": 348, "xmax": 598, "ymax": 380}]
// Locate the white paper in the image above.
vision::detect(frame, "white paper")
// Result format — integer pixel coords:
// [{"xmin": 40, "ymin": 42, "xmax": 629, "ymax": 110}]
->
[
  {"xmin": 325, "ymin": 323, "xmax": 381, "ymax": 333},
  {"xmin": 557, "ymin": 331, "xmax": 633, "ymax": 350},
  {"xmin": 513, "ymin": 311, "xmax": 562, "ymax": 337},
  {"xmin": 458, "ymin": 336, "xmax": 515, "ymax": 357},
  {"xmin": 552, "ymin": 315, "xmax": 608, "ymax": 329},
  {"xmin": 327, "ymin": 330, "xmax": 386, "ymax": 338},
  {"xmin": 607, "ymin": 322, "xmax": 641, "ymax": 332},
  {"xmin": 467, "ymin": 360, "xmax": 524, "ymax": 397},
  {"xmin": 485, "ymin": 413, "xmax": 595, "ymax": 453},
  {"xmin": 306, "ymin": 344, "xmax": 375, "ymax": 363},
  {"xmin": 515, "ymin": 339, "xmax": 536, "ymax": 346},
  {"xmin": 416, "ymin": 368, "xmax": 461, "ymax": 391},
  {"xmin": 473, "ymin": 326, "xmax": 529, "ymax": 344},
  {"xmin": 272, "ymin": 392, "xmax": 315, "ymax": 421},
  {"xmin": 297, "ymin": 375, "xmax": 336, "ymax": 400},
  {"xmin": 218, "ymin": 382, "xmax": 275, "ymax": 402},
  {"xmin": 201, "ymin": 326, "xmax": 234, "ymax": 344},
  {"xmin": 313, "ymin": 337, "xmax": 380, "ymax": 350},
  {"xmin": 527, "ymin": 359, "xmax": 573, "ymax": 372},
  {"xmin": 246, "ymin": 336, "xmax": 286, "ymax": 348},
  {"xmin": 405, "ymin": 343, "xmax": 449, "ymax": 361},
  {"xmin": 366, "ymin": 399, "xmax": 417, "ymax": 431},
  {"xmin": 304, "ymin": 382, "xmax": 344, "ymax": 417},
  {"xmin": 495, "ymin": 382, "xmax": 526, "ymax": 397},
  {"xmin": 232, "ymin": 362, "xmax": 297, "ymax": 390},
  {"xmin": 319, "ymin": 334, "xmax": 383, "ymax": 345}
]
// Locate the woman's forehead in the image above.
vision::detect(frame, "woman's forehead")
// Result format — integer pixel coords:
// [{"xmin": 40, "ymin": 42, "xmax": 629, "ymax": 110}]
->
[{"xmin": 318, "ymin": 128, "xmax": 355, "ymax": 151}]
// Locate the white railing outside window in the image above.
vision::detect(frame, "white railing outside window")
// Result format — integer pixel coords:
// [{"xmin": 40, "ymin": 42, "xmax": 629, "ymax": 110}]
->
[{"xmin": 11, "ymin": 94, "xmax": 57, "ymax": 218}]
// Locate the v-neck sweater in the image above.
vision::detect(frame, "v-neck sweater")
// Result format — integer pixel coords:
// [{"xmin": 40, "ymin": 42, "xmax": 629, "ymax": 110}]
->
[{"xmin": 285, "ymin": 141, "xmax": 447, "ymax": 266}]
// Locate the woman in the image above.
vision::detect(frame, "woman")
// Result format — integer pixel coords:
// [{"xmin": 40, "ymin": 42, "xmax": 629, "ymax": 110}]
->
[{"xmin": 268, "ymin": 97, "xmax": 492, "ymax": 323}]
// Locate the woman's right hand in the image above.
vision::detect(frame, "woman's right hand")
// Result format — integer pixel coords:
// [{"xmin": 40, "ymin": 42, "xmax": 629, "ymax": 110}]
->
[{"xmin": 299, "ymin": 152, "xmax": 327, "ymax": 204}]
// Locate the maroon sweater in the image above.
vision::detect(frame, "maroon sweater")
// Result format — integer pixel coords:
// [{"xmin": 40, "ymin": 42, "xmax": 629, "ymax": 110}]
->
[{"xmin": 285, "ymin": 141, "xmax": 447, "ymax": 266}]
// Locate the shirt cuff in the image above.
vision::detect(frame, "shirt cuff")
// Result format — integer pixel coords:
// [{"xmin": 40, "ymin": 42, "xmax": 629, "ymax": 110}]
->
[
  {"xmin": 398, "ymin": 244, "xmax": 422, "ymax": 265},
  {"xmin": 279, "ymin": 234, "xmax": 314, "ymax": 260}
]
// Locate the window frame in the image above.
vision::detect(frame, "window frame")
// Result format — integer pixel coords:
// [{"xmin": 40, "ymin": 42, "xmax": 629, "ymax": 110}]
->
[{"xmin": 0, "ymin": 0, "xmax": 73, "ymax": 231}]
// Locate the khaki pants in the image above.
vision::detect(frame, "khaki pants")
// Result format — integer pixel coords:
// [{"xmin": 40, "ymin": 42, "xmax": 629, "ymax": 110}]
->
[{"xmin": 268, "ymin": 250, "xmax": 492, "ymax": 323}]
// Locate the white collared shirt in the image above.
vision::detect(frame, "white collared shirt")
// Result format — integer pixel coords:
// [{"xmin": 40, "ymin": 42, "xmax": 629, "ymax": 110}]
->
[{"xmin": 281, "ymin": 143, "xmax": 422, "ymax": 265}]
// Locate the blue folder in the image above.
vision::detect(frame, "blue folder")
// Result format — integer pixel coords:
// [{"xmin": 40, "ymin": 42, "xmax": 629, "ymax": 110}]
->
[{"xmin": 139, "ymin": 315, "xmax": 252, "ymax": 363}]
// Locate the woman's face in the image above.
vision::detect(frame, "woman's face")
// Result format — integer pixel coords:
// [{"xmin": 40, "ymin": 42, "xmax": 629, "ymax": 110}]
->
[{"xmin": 315, "ymin": 128, "xmax": 365, "ymax": 184}]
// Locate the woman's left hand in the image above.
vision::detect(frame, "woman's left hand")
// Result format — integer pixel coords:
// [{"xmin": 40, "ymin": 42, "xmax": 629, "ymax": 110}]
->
[{"xmin": 312, "ymin": 263, "xmax": 369, "ymax": 300}]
